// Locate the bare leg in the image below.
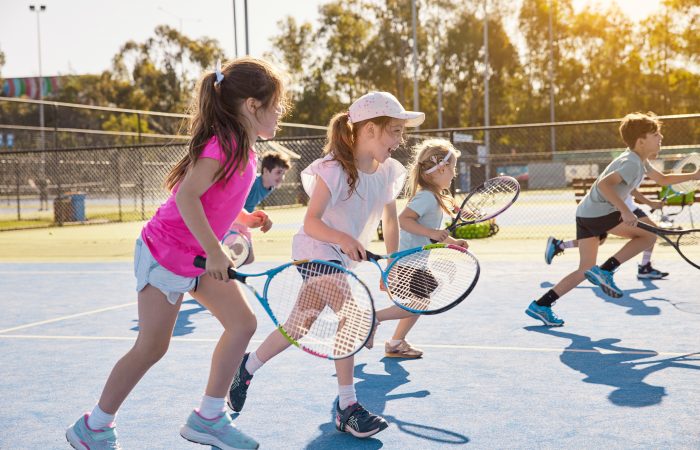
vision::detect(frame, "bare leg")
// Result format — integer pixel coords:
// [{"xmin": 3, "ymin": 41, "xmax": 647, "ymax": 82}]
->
[
  {"xmin": 607, "ymin": 222, "xmax": 657, "ymax": 264},
  {"xmin": 391, "ymin": 316, "xmax": 420, "ymax": 341},
  {"xmin": 97, "ymin": 285, "xmax": 182, "ymax": 414},
  {"xmin": 191, "ymin": 275, "xmax": 257, "ymax": 398},
  {"xmin": 550, "ymin": 237, "xmax": 600, "ymax": 297}
]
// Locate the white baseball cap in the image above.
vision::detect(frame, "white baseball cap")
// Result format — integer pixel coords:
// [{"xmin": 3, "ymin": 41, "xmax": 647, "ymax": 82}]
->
[{"xmin": 348, "ymin": 92, "xmax": 425, "ymax": 128}]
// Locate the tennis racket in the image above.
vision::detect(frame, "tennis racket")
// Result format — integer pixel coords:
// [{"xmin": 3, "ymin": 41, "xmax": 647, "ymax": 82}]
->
[
  {"xmin": 435, "ymin": 176, "xmax": 520, "ymax": 242},
  {"xmin": 671, "ymin": 153, "xmax": 700, "ymax": 194},
  {"xmin": 362, "ymin": 243, "xmax": 480, "ymax": 315},
  {"xmin": 221, "ymin": 229, "xmax": 252, "ymax": 268},
  {"xmin": 193, "ymin": 256, "xmax": 375, "ymax": 359},
  {"xmin": 636, "ymin": 222, "xmax": 699, "ymax": 269}
]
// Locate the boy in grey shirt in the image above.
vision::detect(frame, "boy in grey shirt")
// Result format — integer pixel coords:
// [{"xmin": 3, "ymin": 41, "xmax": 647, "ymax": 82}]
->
[{"xmin": 527, "ymin": 112, "xmax": 663, "ymax": 326}]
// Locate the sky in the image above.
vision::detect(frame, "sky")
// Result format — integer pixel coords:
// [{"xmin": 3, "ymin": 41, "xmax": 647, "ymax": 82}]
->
[{"xmin": 0, "ymin": 0, "xmax": 661, "ymax": 79}]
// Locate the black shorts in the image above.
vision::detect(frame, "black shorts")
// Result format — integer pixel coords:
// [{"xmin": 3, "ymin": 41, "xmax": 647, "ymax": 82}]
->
[
  {"xmin": 576, "ymin": 212, "xmax": 622, "ymax": 240},
  {"xmin": 295, "ymin": 260, "xmax": 343, "ymax": 281},
  {"xmin": 633, "ymin": 208, "xmax": 648, "ymax": 219}
]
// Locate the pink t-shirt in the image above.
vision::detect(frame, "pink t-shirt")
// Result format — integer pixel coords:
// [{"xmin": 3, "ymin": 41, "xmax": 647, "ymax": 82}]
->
[{"xmin": 141, "ymin": 136, "xmax": 257, "ymax": 277}]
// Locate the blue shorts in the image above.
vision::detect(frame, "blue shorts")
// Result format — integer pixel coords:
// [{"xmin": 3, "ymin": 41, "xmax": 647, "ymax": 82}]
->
[{"xmin": 134, "ymin": 238, "xmax": 198, "ymax": 305}]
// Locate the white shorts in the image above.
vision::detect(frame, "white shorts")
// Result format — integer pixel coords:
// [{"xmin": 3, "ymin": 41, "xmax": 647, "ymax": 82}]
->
[{"xmin": 134, "ymin": 238, "xmax": 198, "ymax": 305}]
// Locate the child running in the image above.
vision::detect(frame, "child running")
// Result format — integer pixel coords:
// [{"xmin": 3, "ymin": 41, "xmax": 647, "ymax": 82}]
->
[
  {"xmin": 228, "ymin": 150, "xmax": 292, "ymax": 265},
  {"xmin": 526, "ymin": 112, "xmax": 664, "ymax": 326},
  {"xmin": 227, "ymin": 91, "xmax": 425, "ymax": 438},
  {"xmin": 544, "ymin": 191, "xmax": 669, "ymax": 279},
  {"xmin": 66, "ymin": 57, "xmax": 289, "ymax": 450},
  {"xmin": 386, "ymin": 139, "xmax": 468, "ymax": 358}
]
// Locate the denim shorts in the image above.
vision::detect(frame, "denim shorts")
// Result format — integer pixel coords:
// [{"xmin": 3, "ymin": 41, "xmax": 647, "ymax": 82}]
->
[{"xmin": 134, "ymin": 238, "xmax": 198, "ymax": 305}]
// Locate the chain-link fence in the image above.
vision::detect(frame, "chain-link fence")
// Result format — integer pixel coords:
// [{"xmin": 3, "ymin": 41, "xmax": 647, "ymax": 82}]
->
[{"xmin": 2, "ymin": 115, "xmax": 699, "ymax": 239}]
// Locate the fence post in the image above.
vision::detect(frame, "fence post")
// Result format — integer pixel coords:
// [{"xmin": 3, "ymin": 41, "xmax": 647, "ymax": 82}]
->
[
  {"xmin": 115, "ymin": 151, "xmax": 122, "ymax": 222},
  {"xmin": 137, "ymin": 114, "xmax": 145, "ymax": 220},
  {"xmin": 15, "ymin": 159, "xmax": 21, "ymax": 220},
  {"xmin": 53, "ymin": 103, "xmax": 59, "ymax": 149}
]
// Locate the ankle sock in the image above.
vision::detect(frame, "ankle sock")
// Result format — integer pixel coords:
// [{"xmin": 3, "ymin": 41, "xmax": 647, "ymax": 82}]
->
[
  {"xmin": 198, "ymin": 395, "xmax": 225, "ymax": 420},
  {"xmin": 244, "ymin": 351, "xmax": 264, "ymax": 375},
  {"xmin": 600, "ymin": 257, "xmax": 620, "ymax": 272},
  {"xmin": 536, "ymin": 289, "xmax": 560, "ymax": 307},
  {"xmin": 87, "ymin": 404, "xmax": 116, "ymax": 430},
  {"xmin": 338, "ymin": 384, "xmax": 357, "ymax": 410}
]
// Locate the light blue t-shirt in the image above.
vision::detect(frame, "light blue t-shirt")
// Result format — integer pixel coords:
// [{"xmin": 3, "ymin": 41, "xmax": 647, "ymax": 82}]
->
[
  {"xmin": 577, "ymin": 149, "xmax": 648, "ymax": 218},
  {"xmin": 243, "ymin": 175, "xmax": 273, "ymax": 212},
  {"xmin": 399, "ymin": 190, "xmax": 446, "ymax": 251}
]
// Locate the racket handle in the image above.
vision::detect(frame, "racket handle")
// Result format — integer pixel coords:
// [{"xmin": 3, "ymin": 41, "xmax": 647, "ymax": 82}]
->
[
  {"xmin": 193, "ymin": 256, "xmax": 237, "ymax": 279},
  {"xmin": 365, "ymin": 250, "xmax": 381, "ymax": 261}
]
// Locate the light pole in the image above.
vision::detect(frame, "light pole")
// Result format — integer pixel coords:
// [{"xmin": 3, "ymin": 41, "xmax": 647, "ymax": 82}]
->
[
  {"xmin": 29, "ymin": 4, "xmax": 46, "ymax": 150},
  {"xmin": 483, "ymin": 0, "xmax": 490, "ymax": 179},
  {"xmin": 548, "ymin": 0, "xmax": 556, "ymax": 154},
  {"xmin": 411, "ymin": 0, "xmax": 419, "ymax": 122}
]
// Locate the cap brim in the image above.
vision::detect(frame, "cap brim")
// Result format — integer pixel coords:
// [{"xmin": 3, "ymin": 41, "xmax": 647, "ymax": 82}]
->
[{"xmin": 390, "ymin": 112, "xmax": 425, "ymax": 127}]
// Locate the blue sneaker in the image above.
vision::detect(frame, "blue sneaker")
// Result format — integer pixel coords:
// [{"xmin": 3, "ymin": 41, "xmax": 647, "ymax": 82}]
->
[
  {"xmin": 525, "ymin": 301, "xmax": 565, "ymax": 326},
  {"xmin": 180, "ymin": 409, "xmax": 259, "ymax": 449},
  {"xmin": 544, "ymin": 237, "xmax": 564, "ymax": 265},
  {"xmin": 335, "ymin": 400, "xmax": 388, "ymax": 438},
  {"xmin": 585, "ymin": 266, "xmax": 623, "ymax": 298},
  {"xmin": 66, "ymin": 413, "xmax": 121, "ymax": 449},
  {"xmin": 228, "ymin": 353, "xmax": 253, "ymax": 412}
]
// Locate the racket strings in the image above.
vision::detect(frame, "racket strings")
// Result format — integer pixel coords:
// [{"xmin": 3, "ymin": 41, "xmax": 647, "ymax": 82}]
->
[
  {"xmin": 221, "ymin": 232, "xmax": 250, "ymax": 268},
  {"xmin": 459, "ymin": 179, "xmax": 519, "ymax": 222},
  {"xmin": 386, "ymin": 248, "xmax": 478, "ymax": 312},
  {"xmin": 677, "ymin": 231, "xmax": 699, "ymax": 265},
  {"xmin": 265, "ymin": 262, "xmax": 374, "ymax": 358}
]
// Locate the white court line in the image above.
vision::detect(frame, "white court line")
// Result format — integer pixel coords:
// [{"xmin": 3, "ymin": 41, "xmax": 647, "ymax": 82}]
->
[
  {"xmin": 0, "ymin": 334, "xmax": 692, "ymax": 357},
  {"xmin": 0, "ymin": 302, "xmax": 137, "ymax": 334}
]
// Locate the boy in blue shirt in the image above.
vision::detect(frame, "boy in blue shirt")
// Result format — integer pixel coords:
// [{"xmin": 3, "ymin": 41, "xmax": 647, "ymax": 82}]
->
[{"xmin": 229, "ymin": 151, "xmax": 291, "ymax": 264}]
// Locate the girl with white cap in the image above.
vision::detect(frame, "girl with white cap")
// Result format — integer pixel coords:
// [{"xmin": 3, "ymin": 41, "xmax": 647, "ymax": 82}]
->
[{"xmin": 228, "ymin": 91, "xmax": 425, "ymax": 438}]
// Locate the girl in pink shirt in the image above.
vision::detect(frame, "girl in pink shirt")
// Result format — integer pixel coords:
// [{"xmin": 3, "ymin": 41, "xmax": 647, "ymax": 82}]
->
[{"xmin": 66, "ymin": 57, "xmax": 289, "ymax": 450}]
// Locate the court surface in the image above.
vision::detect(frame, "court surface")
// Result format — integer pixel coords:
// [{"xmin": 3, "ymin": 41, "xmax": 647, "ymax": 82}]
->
[{"xmin": 1, "ymin": 245, "xmax": 699, "ymax": 449}]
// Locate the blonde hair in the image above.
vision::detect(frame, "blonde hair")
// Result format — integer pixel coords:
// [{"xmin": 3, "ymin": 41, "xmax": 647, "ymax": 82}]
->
[
  {"xmin": 406, "ymin": 139, "xmax": 461, "ymax": 214},
  {"xmin": 323, "ymin": 112, "xmax": 395, "ymax": 199}
]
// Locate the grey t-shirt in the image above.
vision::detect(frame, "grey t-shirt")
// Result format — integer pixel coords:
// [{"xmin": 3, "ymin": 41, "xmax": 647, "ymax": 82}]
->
[
  {"xmin": 577, "ymin": 149, "xmax": 647, "ymax": 218},
  {"xmin": 399, "ymin": 190, "xmax": 445, "ymax": 250}
]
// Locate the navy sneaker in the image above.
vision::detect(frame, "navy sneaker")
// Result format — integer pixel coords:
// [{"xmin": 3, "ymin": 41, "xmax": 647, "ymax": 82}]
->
[
  {"xmin": 585, "ymin": 266, "xmax": 623, "ymax": 298},
  {"xmin": 335, "ymin": 400, "xmax": 388, "ymax": 439},
  {"xmin": 525, "ymin": 301, "xmax": 565, "ymax": 326},
  {"xmin": 544, "ymin": 237, "xmax": 564, "ymax": 265},
  {"xmin": 228, "ymin": 353, "xmax": 253, "ymax": 413},
  {"xmin": 637, "ymin": 262, "xmax": 669, "ymax": 280}
]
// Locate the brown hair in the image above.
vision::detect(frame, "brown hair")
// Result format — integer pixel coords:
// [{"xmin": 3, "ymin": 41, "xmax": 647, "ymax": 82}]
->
[
  {"xmin": 323, "ymin": 112, "xmax": 395, "ymax": 198},
  {"xmin": 261, "ymin": 150, "xmax": 291, "ymax": 172},
  {"xmin": 164, "ymin": 57, "xmax": 289, "ymax": 191},
  {"xmin": 619, "ymin": 111, "xmax": 661, "ymax": 149},
  {"xmin": 406, "ymin": 139, "xmax": 460, "ymax": 214}
]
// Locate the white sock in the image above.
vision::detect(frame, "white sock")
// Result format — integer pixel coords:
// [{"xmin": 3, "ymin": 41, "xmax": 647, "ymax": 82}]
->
[
  {"xmin": 198, "ymin": 395, "xmax": 225, "ymax": 420},
  {"xmin": 562, "ymin": 240, "xmax": 576, "ymax": 249},
  {"xmin": 389, "ymin": 339, "xmax": 403, "ymax": 346},
  {"xmin": 87, "ymin": 404, "xmax": 116, "ymax": 430},
  {"xmin": 338, "ymin": 384, "xmax": 357, "ymax": 410},
  {"xmin": 641, "ymin": 248, "xmax": 652, "ymax": 265},
  {"xmin": 244, "ymin": 351, "xmax": 264, "ymax": 375}
]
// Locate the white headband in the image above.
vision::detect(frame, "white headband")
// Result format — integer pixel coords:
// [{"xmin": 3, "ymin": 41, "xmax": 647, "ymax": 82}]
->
[{"xmin": 424, "ymin": 152, "xmax": 454, "ymax": 174}]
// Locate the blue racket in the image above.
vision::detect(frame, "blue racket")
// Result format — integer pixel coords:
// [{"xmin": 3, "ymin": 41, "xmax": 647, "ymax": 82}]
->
[
  {"xmin": 193, "ymin": 256, "xmax": 376, "ymax": 359},
  {"xmin": 363, "ymin": 243, "xmax": 480, "ymax": 315}
]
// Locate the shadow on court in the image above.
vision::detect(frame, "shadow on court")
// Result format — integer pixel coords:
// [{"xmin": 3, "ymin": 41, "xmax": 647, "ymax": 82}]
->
[
  {"xmin": 305, "ymin": 359, "xmax": 469, "ymax": 449},
  {"xmin": 525, "ymin": 326, "xmax": 700, "ymax": 407}
]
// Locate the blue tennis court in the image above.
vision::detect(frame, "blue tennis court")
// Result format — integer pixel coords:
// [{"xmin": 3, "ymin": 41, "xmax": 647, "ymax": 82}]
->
[{"xmin": 1, "ymin": 252, "xmax": 698, "ymax": 449}]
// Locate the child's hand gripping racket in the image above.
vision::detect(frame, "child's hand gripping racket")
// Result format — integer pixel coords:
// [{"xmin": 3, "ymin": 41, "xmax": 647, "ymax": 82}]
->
[
  {"xmin": 432, "ymin": 175, "xmax": 520, "ymax": 242},
  {"xmin": 363, "ymin": 243, "xmax": 480, "ymax": 315},
  {"xmin": 636, "ymin": 222, "xmax": 700, "ymax": 270},
  {"xmin": 194, "ymin": 256, "xmax": 376, "ymax": 359}
]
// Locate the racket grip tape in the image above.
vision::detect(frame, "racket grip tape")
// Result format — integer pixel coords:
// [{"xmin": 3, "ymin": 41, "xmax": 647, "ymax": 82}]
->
[{"xmin": 193, "ymin": 256, "xmax": 237, "ymax": 279}]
